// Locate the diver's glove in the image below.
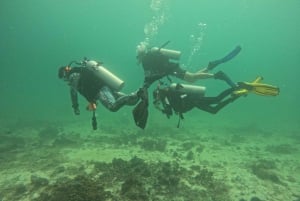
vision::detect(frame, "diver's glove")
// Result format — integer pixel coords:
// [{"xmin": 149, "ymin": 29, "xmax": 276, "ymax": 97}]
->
[
  {"xmin": 86, "ymin": 102, "xmax": 97, "ymax": 111},
  {"xmin": 162, "ymin": 104, "xmax": 173, "ymax": 118},
  {"xmin": 214, "ymin": 71, "xmax": 226, "ymax": 80},
  {"xmin": 73, "ymin": 107, "xmax": 80, "ymax": 115},
  {"xmin": 137, "ymin": 87, "xmax": 148, "ymax": 101},
  {"xmin": 72, "ymin": 104, "xmax": 80, "ymax": 115}
]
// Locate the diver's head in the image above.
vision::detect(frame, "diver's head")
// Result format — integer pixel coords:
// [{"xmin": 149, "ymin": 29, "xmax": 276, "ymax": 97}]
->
[
  {"xmin": 58, "ymin": 66, "xmax": 71, "ymax": 80},
  {"xmin": 136, "ymin": 41, "xmax": 149, "ymax": 63}
]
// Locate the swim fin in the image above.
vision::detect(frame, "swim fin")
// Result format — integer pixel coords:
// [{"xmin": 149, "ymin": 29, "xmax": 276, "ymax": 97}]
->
[
  {"xmin": 207, "ymin": 45, "xmax": 242, "ymax": 71},
  {"xmin": 233, "ymin": 76, "xmax": 280, "ymax": 96},
  {"xmin": 132, "ymin": 100, "xmax": 149, "ymax": 129}
]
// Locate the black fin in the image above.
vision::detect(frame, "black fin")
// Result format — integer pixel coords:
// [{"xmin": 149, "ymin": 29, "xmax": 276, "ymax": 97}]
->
[{"xmin": 132, "ymin": 100, "xmax": 149, "ymax": 129}]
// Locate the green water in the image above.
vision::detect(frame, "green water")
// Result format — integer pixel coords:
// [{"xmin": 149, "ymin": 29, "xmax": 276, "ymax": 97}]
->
[
  {"xmin": 0, "ymin": 0, "xmax": 299, "ymax": 127},
  {"xmin": 1, "ymin": 0, "xmax": 299, "ymax": 129},
  {"xmin": 0, "ymin": 1, "xmax": 300, "ymax": 200}
]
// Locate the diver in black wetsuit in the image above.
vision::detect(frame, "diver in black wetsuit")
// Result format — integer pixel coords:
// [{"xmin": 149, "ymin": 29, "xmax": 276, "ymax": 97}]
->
[
  {"xmin": 133, "ymin": 41, "xmax": 242, "ymax": 129},
  {"xmin": 152, "ymin": 71, "xmax": 239, "ymax": 117},
  {"xmin": 152, "ymin": 70, "xmax": 280, "ymax": 128},
  {"xmin": 136, "ymin": 41, "xmax": 218, "ymax": 89},
  {"xmin": 58, "ymin": 58, "xmax": 139, "ymax": 129}
]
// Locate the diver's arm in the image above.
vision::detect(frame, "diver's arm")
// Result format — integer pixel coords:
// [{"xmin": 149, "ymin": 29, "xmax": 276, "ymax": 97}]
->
[
  {"xmin": 70, "ymin": 88, "xmax": 80, "ymax": 115},
  {"xmin": 153, "ymin": 96, "xmax": 173, "ymax": 118},
  {"xmin": 153, "ymin": 100, "xmax": 164, "ymax": 112}
]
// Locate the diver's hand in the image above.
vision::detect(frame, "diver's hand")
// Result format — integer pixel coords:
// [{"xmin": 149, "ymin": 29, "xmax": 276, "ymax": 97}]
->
[
  {"xmin": 214, "ymin": 71, "xmax": 226, "ymax": 80},
  {"xmin": 86, "ymin": 103, "xmax": 97, "ymax": 111},
  {"xmin": 73, "ymin": 107, "xmax": 80, "ymax": 115},
  {"xmin": 162, "ymin": 105, "xmax": 172, "ymax": 118},
  {"xmin": 137, "ymin": 87, "xmax": 148, "ymax": 101}
]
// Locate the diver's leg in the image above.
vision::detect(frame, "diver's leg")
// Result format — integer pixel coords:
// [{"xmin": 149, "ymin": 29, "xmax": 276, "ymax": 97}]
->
[
  {"xmin": 211, "ymin": 95, "xmax": 240, "ymax": 114},
  {"xmin": 214, "ymin": 71, "xmax": 237, "ymax": 88},
  {"xmin": 196, "ymin": 95, "xmax": 239, "ymax": 114},
  {"xmin": 115, "ymin": 92, "xmax": 139, "ymax": 107},
  {"xmin": 213, "ymin": 88, "xmax": 235, "ymax": 102},
  {"xmin": 197, "ymin": 88, "xmax": 234, "ymax": 105},
  {"xmin": 98, "ymin": 86, "xmax": 117, "ymax": 111},
  {"xmin": 114, "ymin": 91, "xmax": 140, "ymax": 106},
  {"xmin": 195, "ymin": 88, "xmax": 238, "ymax": 114},
  {"xmin": 196, "ymin": 103, "xmax": 219, "ymax": 114},
  {"xmin": 99, "ymin": 86, "xmax": 139, "ymax": 112}
]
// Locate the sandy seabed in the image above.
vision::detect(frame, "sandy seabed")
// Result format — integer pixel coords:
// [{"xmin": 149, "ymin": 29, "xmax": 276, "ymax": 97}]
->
[{"xmin": 0, "ymin": 118, "xmax": 299, "ymax": 201}]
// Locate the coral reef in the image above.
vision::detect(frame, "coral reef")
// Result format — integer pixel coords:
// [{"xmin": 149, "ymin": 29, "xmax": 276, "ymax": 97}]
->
[
  {"xmin": 1, "ymin": 121, "xmax": 298, "ymax": 201},
  {"xmin": 33, "ymin": 157, "xmax": 230, "ymax": 201},
  {"xmin": 35, "ymin": 175, "xmax": 111, "ymax": 201}
]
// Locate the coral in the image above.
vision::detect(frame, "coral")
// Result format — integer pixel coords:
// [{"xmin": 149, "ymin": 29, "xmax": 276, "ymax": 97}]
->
[
  {"xmin": 155, "ymin": 161, "xmax": 181, "ymax": 189},
  {"xmin": 35, "ymin": 175, "xmax": 112, "ymax": 201},
  {"xmin": 35, "ymin": 157, "xmax": 230, "ymax": 201},
  {"xmin": 121, "ymin": 176, "xmax": 149, "ymax": 201},
  {"xmin": 191, "ymin": 167, "xmax": 230, "ymax": 201},
  {"xmin": 194, "ymin": 168, "xmax": 214, "ymax": 187}
]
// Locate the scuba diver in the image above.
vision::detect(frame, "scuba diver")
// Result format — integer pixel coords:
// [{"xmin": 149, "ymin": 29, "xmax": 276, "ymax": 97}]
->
[
  {"xmin": 135, "ymin": 40, "xmax": 227, "ymax": 88},
  {"xmin": 58, "ymin": 58, "xmax": 139, "ymax": 130},
  {"xmin": 133, "ymin": 41, "xmax": 242, "ymax": 129},
  {"xmin": 152, "ymin": 75, "xmax": 280, "ymax": 127}
]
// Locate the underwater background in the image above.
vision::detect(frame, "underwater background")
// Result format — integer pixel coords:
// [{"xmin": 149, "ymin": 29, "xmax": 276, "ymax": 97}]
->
[
  {"xmin": 0, "ymin": 0, "xmax": 300, "ymax": 201},
  {"xmin": 0, "ymin": 0, "xmax": 299, "ymax": 128}
]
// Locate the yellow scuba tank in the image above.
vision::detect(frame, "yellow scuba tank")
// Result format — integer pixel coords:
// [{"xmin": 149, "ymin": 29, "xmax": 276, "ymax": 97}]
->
[
  {"xmin": 170, "ymin": 83, "xmax": 206, "ymax": 96},
  {"xmin": 151, "ymin": 47, "xmax": 181, "ymax": 60},
  {"xmin": 86, "ymin": 60, "xmax": 125, "ymax": 91}
]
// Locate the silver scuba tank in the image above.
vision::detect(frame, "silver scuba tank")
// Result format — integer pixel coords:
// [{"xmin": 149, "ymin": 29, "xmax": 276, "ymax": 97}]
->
[
  {"xmin": 169, "ymin": 83, "xmax": 206, "ymax": 96},
  {"xmin": 86, "ymin": 60, "xmax": 125, "ymax": 91},
  {"xmin": 151, "ymin": 47, "xmax": 181, "ymax": 60}
]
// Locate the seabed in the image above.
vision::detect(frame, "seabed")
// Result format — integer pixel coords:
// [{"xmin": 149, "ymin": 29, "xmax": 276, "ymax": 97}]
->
[{"xmin": 0, "ymin": 117, "xmax": 299, "ymax": 201}]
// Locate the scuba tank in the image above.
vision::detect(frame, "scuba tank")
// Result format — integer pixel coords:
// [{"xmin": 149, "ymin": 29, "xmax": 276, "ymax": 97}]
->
[
  {"xmin": 151, "ymin": 47, "xmax": 181, "ymax": 60},
  {"xmin": 86, "ymin": 60, "xmax": 125, "ymax": 91},
  {"xmin": 169, "ymin": 83, "xmax": 206, "ymax": 96}
]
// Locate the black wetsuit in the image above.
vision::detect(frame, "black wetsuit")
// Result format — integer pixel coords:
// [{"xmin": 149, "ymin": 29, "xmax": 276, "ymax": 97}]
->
[
  {"xmin": 141, "ymin": 51, "xmax": 186, "ymax": 88},
  {"xmin": 70, "ymin": 67, "xmax": 105, "ymax": 103},
  {"xmin": 156, "ymin": 87, "xmax": 239, "ymax": 116},
  {"xmin": 67, "ymin": 67, "xmax": 138, "ymax": 112},
  {"xmin": 133, "ymin": 50, "xmax": 188, "ymax": 129}
]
